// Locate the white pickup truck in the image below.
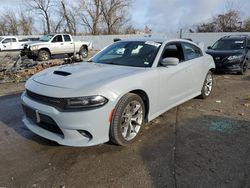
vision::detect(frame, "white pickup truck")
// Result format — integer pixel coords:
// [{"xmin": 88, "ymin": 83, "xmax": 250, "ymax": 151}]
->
[
  {"xmin": 0, "ymin": 36, "xmax": 26, "ymax": 51},
  {"xmin": 21, "ymin": 34, "xmax": 93, "ymax": 61}
]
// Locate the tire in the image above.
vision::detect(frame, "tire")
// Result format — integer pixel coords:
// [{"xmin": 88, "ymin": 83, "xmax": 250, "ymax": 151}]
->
[
  {"xmin": 79, "ymin": 46, "xmax": 88, "ymax": 59},
  {"xmin": 38, "ymin": 50, "xmax": 50, "ymax": 61},
  {"xmin": 110, "ymin": 93, "xmax": 145, "ymax": 146},
  {"xmin": 237, "ymin": 60, "xmax": 248, "ymax": 75},
  {"xmin": 199, "ymin": 71, "xmax": 213, "ymax": 99}
]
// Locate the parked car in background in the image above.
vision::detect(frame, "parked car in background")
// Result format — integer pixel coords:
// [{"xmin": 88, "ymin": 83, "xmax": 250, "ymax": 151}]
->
[
  {"xmin": 0, "ymin": 36, "xmax": 26, "ymax": 51},
  {"xmin": 21, "ymin": 38, "xmax": 215, "ymax": 147},
  {"xmin": 206, "ymin": 35, "xmax": 250, "ymax": 75},
  {"xmin": 21, "ymin": 34, "xmax": 93, "ymax": 61}
]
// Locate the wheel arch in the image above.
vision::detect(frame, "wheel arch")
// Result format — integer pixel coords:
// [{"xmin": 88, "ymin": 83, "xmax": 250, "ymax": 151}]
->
[
  {"xmin": 129, "ymin": 89, "xmax": 150, "ymax": 123},
  {"xmin": 39, "ymin": 48, "xmax": 51, "ymax": 55},
  {"xmin": 80, "ymin": 45, "xmax": 88, "ymax": 51}
]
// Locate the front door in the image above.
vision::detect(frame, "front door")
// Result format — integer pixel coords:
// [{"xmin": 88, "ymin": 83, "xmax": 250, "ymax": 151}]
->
[{"xmin": 158, "ymin": 42, "xmax": 195, "ymax": 111}]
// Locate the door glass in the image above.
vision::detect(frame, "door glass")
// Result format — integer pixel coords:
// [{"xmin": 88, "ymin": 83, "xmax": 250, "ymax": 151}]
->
[
  {"xmin": 52, "ymin": 35, "xmax": 63, "ymax": 43},
  {"xmin": 63, "ymin": 35, "xmax": 71, "ymax": 42},
  {"xmin": 11, "ymin": 38, "xmax": 17, "ymax": 42},
  {"xmin": 2, "ymin": 39, "xmax": 11, "ymax": 43},
  {"xmin": 183, "ymin": 43, "xmax": 202, "ymax": 61},
  {"xmin": 161, "ymin": 44, "xmax": 184, "ymax": 62}
]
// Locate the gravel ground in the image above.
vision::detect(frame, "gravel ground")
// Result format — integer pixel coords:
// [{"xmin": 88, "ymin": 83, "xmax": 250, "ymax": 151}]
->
[{"xmin": 0, "ymin": 72, "xmax": 249, "ymax": 188}]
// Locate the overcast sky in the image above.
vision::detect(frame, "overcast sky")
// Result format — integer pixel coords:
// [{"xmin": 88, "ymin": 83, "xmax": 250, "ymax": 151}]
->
[{"xmin": 1, "ymin": 0, "xmax": 250, "ymax": 32}]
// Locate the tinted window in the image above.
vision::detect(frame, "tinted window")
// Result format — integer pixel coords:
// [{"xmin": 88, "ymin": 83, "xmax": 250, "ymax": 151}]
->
[
  {"xmin": 212, "ymin": 39, "xmax": 245, "ymax": 50},
  {"xmin": 52, "ymin": 35, "xmax": 63, "ymax": 43},
  {"xmin": 63, "ymin": 35, "xmax": 71, "ymax": 42},
  {"xmin": 11, "ymin": 38, "xmax": 17, "ymax": 42},
  {"xmin": 161, "ymin": 43, "xmax": 184, "ymax": 62},
  {"xmin": 183, "ymin": 43, "xmax": 202, "ymax": 60}
]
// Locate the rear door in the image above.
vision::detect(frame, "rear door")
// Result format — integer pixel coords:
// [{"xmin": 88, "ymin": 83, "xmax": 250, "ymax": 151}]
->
[
  {"xmin": 181, "ymin": 42, "xmax": 207, "ymax": 92},
  {"xmin": 11, "ymin": 38, "xmax": 20, "ymax": 50},
  {"xmin": 62, "ymin": 34, "xmax": 74, "ymax": 53},
  {"xmin": 158, "ymin": 42, "xmax": 196, "ymax": 111}
]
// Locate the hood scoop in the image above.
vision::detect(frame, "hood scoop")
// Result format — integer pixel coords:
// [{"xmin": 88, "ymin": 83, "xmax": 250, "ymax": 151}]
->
[{"xmin": 53, "ymin": 70, "xmax": 71, "ymax": 76}]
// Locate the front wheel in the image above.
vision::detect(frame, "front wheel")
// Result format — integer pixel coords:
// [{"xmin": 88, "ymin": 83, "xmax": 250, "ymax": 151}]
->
[
  {"xmin": 199, "ymin": 71, "xmax": 214, "ymax": 99},
  {"xmin": 110, "ymin": 93, "xmax": 145, "ymax": 146},
  {"xmin": 237, "ymin": 60, "xmax": 248, "ymax": 75},
  {"xmin": 38, "ymin": 50, "xmax": 50, "ymax": 61}
]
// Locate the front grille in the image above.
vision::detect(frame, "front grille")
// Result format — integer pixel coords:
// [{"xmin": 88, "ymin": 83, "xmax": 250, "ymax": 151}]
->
[
  {"xmin": 213, "ymin": 56, "xmax": 228, "ymax": 64},
  {"xmin": 26, "ymin": 90, "xmax": 66, "ymax": 110},
  {"xmin": 23, "ymin": 105, "xmax": 63, "ymax": 136}
]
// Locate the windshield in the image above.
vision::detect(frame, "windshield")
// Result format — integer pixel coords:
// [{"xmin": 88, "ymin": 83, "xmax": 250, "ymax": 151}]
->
[
  {"xmin": 0, "ymin": 37, "xmax": 3, "ymax": 42},
  {"xmin": 39, "ymin": 35, "xmax": 54, "ymax": 42},
  {"xmin": 91, "ymin": 41, "xmax": 162, "ymax": 67},
  {"xmin": 212, "ymin": 39, "xmax": 245, "ymax": 51}
]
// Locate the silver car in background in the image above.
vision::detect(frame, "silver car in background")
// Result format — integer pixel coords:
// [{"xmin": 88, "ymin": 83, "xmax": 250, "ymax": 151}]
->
[{"xmin": 21, "ymin": 38, "xmax": 215, "ymax": 147}]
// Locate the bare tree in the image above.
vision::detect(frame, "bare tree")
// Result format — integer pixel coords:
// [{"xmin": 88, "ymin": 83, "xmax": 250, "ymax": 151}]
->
[
  {"xmin": 100, "ymin": 0, "xmax": 130, "ymax": 34},
  {"xmin": 243, "ymin": 18, "xmax": 250, "ymax": 32},
  {"xmin": 19, "ymin": 12, "xmax": 34, "ymax": 35},
  {"xmin": 60, "ymin": 0, "xmax": 78, "ymax": 35},
  {"xmin": 195, "ymin": 10, "xmax": 242, "ymax": 32},
  {"xmin": 27, "ymin": 0, "xmax": 54, "ymax": 34},
  {"xmin": 2, "ymin": 9, "xmax": 19, "ymax": 35},
  {"xmin": 79, "ymin": 0, "xmax": 102, "ymax": 35},
  {"xmin": 215, "ymin": 10, "xmax": 242, "ymax": 32}
]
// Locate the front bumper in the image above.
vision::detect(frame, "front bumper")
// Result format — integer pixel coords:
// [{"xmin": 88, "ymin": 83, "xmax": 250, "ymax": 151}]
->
[
  {"xmin": 215, "ymin": 59, "xmax": 242, "ymax": 72},
  {"xmin": 21, "ymin": 49, "xmax": 39, "ymax": 57},
  {"xmin": 21, "ymin": 92, "xmax": 112, "ymax": 147}
]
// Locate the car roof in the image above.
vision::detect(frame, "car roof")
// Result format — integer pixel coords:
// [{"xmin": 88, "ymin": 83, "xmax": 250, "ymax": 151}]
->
[
  {"xmin": 120, "ymin": 37, "xmax": 196, "ymax": 44},
  {"xmin": 221, "ymin": 35, "xmax": 249, "ymax": 40}
]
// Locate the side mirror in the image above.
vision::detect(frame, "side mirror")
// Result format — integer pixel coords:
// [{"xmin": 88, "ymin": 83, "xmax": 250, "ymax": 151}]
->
[
  {"xmin": 207, "ymin": 46, "xmax": 212, "ymax": 50},
  {"xmin": 161, "ymin": 57, "xmax": 179, "ymax": 67},
  {"xmin": 113, "ymin": 38, "xmax": 121, "ymax": 42}
]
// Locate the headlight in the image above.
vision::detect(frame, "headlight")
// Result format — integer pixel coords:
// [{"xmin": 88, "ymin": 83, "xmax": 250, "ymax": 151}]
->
[
  {"xmin": 228, "ymin": 55, "xmax": 243, "ymax": 61},
  {"xmin": 30, "ymin": 45, "xmax": 39, "ymax": 50},
  {"xmin": 65, "ymin": 95, "xmax": 108, "ymax": 109}
]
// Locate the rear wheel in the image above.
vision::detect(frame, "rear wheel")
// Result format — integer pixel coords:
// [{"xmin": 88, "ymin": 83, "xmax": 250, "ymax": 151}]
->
[
  {"xmin": 38, "ymin": 50, "xmax": 50, "ymax": 61},
  {"xmin": 199, "ymin": 71, "xmax": 213, "ymax": 99},
  {"xmin": 79, "ymin": 46, "xmax": 88, "ymax": 59},
  {"xmin": 110, "ymin": 93, "xmax": 145, "ymax": 146}
]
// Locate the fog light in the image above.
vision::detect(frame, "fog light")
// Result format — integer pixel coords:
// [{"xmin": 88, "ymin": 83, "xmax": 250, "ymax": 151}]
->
[{"xmin": 78, "ymin": 130, "xmax": 93, "ymax": 140}]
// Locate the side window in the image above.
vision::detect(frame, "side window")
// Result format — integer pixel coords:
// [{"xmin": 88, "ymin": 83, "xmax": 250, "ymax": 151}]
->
[
  {"xmin": 161, "ymin": 43, "xmax": 184, "ymax": 62},
  {"xmin": 2, "ymin": 38, "xmax": 12, "ymax": 43},
  {"xmin": 11, "ymin": 38, "xmax": 17, "ymax": 42},
  {"xmin": 52, "ymin": 35, "xmax": 63, "ymax": 43},
  {"xmin": 183, "ymin": 43, "xmax": 203, "ymax": 61},
  {"xmin": 63, "ymin": 35, "xmax": 71, "ymax": 42}
]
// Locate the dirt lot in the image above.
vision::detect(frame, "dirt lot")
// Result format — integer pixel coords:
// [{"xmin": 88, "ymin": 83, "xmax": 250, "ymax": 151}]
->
[{"xmin": 0, "ymin": 71, "xmax": 249, "ymax": 188}]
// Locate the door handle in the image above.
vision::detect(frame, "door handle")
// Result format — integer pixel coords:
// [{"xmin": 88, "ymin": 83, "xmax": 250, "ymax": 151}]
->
[{"xmin": 61, "ymin": 43, "xmax": 64, "ymax": 45}]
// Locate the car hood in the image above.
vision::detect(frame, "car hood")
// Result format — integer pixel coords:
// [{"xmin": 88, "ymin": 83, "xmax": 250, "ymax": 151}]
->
[
  {"xmin": 27, "ymin": 41, "xmax": 49, "ymax": 46},
  {"xmin": 32, "ymin": 62, "xmax": 145, "ymax": 89},
  {"xmin": 206, "ymin": 49, "xmax": 245, "ymax": 56}
]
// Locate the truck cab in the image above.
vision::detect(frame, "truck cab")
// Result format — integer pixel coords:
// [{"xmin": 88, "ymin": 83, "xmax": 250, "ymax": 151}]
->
[{"xmin": 0, "ymin": 36, "xmax": 21, "ymax": 51}]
